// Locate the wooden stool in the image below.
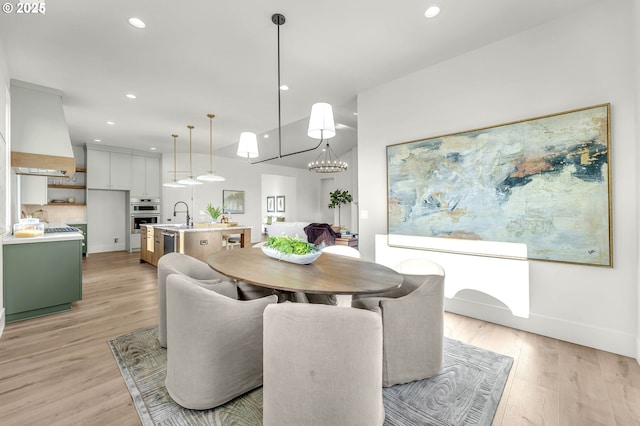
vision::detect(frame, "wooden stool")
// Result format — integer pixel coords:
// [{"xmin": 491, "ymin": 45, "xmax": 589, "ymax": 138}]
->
[{"xmin": 223, "ymin": 235, "xmax": 241, "ymax": 250}]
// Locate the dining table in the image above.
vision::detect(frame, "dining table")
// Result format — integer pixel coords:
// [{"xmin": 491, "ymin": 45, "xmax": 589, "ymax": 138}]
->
[{"xmin": 206, "ymin": 247, "xmax": 403, "ymax": 303}]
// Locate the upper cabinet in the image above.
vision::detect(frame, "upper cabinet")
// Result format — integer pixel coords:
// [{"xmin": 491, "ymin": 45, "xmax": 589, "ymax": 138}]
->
[
  {"xmin": 86, "ymin": 144, "xmax": 161, "ymax": 195},
  {"xmin": 87, "ymin": 148, "xmax": 131, "ymax": 191},
  {"xmin": 131, "ymin": 154, "xmax": 161, "ymax": 198}
]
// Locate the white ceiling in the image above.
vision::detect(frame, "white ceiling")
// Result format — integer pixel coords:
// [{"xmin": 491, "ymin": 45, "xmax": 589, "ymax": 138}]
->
[{"xmin": 0, "ymin": 0, "xmax": 598, "ymax": 169}]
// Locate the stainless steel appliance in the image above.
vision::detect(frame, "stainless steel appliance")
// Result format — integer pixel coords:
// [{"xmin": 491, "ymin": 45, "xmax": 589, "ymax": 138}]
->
[
  {"xmin": 131, "ymin": 197, "xmax": 160, "ymax": 213},
  {"xmin": 131, "ymin": 197, "xmax": 160, "ymax": 234},
  {"xmin": 163, "ymin": 229, "xmax": 179, "ymax": 254}
]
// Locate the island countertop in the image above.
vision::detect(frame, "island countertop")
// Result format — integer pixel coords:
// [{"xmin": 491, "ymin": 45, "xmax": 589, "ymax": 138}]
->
[
  {"xmin": 149, "ymin": 224, "xmax": 252, "ymax": 233},
  {"xmin": 3, "ymin": 231, "xmax": 84, "ymax": 245}
]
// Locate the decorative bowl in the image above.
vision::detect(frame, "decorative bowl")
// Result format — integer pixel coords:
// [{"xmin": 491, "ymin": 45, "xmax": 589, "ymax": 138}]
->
[{"xmin": 261, "ymin": 245, "xmax": 322, "ymax": 265}]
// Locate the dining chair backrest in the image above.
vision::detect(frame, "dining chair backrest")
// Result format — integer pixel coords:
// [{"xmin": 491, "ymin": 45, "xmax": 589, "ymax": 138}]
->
[{"xmin": 321, "ymin": 245, "xmax": 361, "ymax": 258}]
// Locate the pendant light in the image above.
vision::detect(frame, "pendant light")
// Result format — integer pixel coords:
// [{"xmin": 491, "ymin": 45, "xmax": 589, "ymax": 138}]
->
[
  {"xmin": 236, "ymin": 13, "xmax": 334, "ymax": 165},
  {"xmin": 163, "ymin": 134, "xmax": 186, "ymax": 187},
  {"xmin": 307, "ymin": 102, "xmax": 347, "ymax": 173},
  {"xmin": 177, "ymin": 125, "xmax": 203, "ymax": 185},
  {"xmin": 197, "ymin": 113, "xmax": 225, "ymax": 182}
]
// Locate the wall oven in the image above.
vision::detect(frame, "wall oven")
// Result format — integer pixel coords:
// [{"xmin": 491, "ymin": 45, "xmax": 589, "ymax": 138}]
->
[
  {"xmin": 131, "ymin": 197, "xmax": 160, "ymax": 214},
  {"xmin": 131, "ymin": 214, "xmax": 160, "ymax": 233},
  {"xmin": 131, "ymin": 197, "xmax": 161, "ymax": 234}
]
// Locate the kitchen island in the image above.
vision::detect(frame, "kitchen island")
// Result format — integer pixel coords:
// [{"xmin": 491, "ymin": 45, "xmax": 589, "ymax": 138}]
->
[
  {"xmin": 3, "ymin": 230, "xmax": 83, "ymax": 322},
  {"xmin": 140, "ymin": 224, "xmax": 252, "ymax": 265}
]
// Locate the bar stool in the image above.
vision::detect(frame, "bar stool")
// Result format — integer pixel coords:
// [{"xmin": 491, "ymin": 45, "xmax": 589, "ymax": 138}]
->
[{"xmin": 223, "ymin": 235, "xmax": 241, "ymax": 250}]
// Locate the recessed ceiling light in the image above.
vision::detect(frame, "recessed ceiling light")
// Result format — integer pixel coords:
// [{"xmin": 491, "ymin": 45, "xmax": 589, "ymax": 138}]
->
[
  {"xmin": 150, "ymin": 147, "xmax": 156, "ymax": 151},
  {"xmin": 264, "ymin": 134, "xmax": 269, "ymax": 138},
  {"xmin": 128, "ymin": 17, "xmax": 146, "ymax": 29},
  {"xmin": 126, "ymin": 93, "xmax": 137, "ymax": 99},
  {"xmin": 106, "ymin": 121, "xmax": 115, "ymax": 125},
  {"xmin": 279, "ymin": 85, "xmax": 289, "ymax": 91},
  {"xmin": 424, "ymin": 6, "xmax": 441, "ymax": 18},
  {"xmin": 353, "ymin": 112, "xmax": 358, "ymax": 116},
  {"xmin": 93, "ymin": 139, "xmax": 101, "ymax": 142}
]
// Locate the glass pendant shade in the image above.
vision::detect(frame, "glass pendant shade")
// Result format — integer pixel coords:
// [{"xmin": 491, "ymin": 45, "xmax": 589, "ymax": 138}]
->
[
  {"xmin": 307, "ymin": 103, "xmax": 336, "ymax": 140},
  {"xmin": 237, "ymin": 132, "xmax": 259, "ymax": 158}
]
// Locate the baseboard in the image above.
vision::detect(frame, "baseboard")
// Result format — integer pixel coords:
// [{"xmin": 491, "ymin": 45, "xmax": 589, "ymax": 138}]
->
[
  {"xmin": 89, "ymin": 243, "xmax": 127, "ymax": 253},
  {"xmin": 445, "ymin": 297, "xmax": 637, "ymax": 358},
  {"xmin": 0, "ymin": 308, "xmax": 5, "ymax": 339}
]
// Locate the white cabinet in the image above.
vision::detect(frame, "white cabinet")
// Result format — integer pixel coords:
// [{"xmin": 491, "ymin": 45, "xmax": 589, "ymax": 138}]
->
[
  {"xmin": 20, "ymin": 175, "xmax": 47, "ymax": 205},
  {"xmin": 87, "ymin": 149, "xmax": 131, "ymax": 190},
  {"xmin": 131, "ymin": 154, "xmax": 160, "ymax": 198}
]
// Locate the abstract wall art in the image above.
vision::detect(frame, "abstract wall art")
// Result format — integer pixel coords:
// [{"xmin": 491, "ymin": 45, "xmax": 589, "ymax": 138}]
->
[{"xmin": 387, "ymin": 104, "xmax": 611, "ymax": 266}]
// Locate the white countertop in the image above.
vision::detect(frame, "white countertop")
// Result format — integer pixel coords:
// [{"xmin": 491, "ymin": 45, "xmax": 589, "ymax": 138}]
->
[
  {"xmin": 3, "ymin": 231, "xmax": 84, "ymax": 245},
  {"xmin": 150, "ymin": 224, "xmax": 251, "ymax": 233}
]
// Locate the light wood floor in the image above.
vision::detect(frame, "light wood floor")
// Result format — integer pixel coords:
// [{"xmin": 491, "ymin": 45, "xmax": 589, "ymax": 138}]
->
[{"xmin": 0, "ymin": 251, "xmax": 638, "ymax": 425}]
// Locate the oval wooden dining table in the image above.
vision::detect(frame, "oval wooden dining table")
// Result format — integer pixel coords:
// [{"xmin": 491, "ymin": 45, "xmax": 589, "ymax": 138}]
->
[{"xmin": 207, "ymin": 247, "xmax": 402, "ymax": 297}]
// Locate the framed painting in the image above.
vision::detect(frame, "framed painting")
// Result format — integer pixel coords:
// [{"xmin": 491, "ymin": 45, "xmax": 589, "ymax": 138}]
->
[
  {"xmin": 267, "ymin": 196, "xmax": 275, "ymax": 213},
  {"xmin": 223, "ymin": 190, "xmax": 245, "ymax": 214},
  {"xmin": 387, "ymin": 104, "xmax": 612, "ymax": 266},
  {"xmin": 276, "ymin": 195, "xmax": 285, "ymax": 212}
]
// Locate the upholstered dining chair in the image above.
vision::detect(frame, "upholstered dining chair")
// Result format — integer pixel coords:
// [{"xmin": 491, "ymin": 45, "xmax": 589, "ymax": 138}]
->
[
  {"xmin": 263, "ymin": 303, "xmax": 385, "ymax": 426},
  {"xmin": 157, "ymin": 252, "xmax": 237, "ymax": 348},
  {"xmin": 321, "ymin": 244, "xmax": 361, "ymax": 258},
  {"xmin": 165, "ymin": 273, "xmax": 278, "ymax": 410},
  {"xmin": 351, "ymin": 258, "xmax": 445, "ymax": 387}
]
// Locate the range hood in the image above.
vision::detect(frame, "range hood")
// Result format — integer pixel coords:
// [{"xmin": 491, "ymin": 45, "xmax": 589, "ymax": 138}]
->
[{"xmin": 10, "ymin": 79, "xmax": 76, "ymax": 177}]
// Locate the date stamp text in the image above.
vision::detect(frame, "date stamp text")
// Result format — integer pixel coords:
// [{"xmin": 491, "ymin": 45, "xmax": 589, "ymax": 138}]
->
[{"xmin": 2, "ymin": 2, "xmax": 46, "ymax": 14}]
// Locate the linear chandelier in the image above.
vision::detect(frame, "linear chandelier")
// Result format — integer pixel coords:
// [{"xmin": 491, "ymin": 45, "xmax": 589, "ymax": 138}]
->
[{"xmin": 236, "ymin": 13, "xmax": 347, "ymax": 173}]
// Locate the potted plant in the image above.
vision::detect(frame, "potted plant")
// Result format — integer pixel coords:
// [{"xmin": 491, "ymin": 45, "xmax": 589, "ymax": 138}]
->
[
  {"xmin": 262, "ymin": 235, "xmax": 321, "ymax": 264},
  {"xmin": 206, "ymin": 203, "xmax": 222, "ymax": 222},
  {"xmin": 328, "ymin": 189, "xmax": 353, "ymax": 228}
]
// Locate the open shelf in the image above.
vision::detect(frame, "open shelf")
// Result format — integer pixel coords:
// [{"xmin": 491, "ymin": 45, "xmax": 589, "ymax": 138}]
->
[{"xmin": 48, "ymin": 184, "xmax": 86, "ymax": 189}]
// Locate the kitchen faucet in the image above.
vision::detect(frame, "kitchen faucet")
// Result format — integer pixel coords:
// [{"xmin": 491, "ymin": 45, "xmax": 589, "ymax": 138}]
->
[{"xmin": 173, "ymin": 201, "xmax": 191, "ymax": 227}]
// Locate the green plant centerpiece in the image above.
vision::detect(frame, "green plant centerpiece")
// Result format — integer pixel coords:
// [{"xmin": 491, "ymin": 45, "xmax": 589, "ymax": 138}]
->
[
  {"xmin": 262, "ymin": 235, "xmax": 322, "ymax": 264},
  {"xmin": 206, "ymin": 203, "xmax": 223, "ymax": 222},
  {"xmin": 328, "ymin": 189, "xmax": 353, "ymax": 228}
]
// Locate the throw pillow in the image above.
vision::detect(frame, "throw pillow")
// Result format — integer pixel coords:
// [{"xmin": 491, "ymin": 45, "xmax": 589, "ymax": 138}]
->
[{"xmin": 276, "ymin": 216, "xmax": 285, "ymax": 222}]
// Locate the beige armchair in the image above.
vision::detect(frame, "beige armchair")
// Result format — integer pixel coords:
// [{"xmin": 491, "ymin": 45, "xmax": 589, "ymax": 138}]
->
[
  {"xmin": 263, "ymin": 303, "xmax": 384, "ymax": 426},
  {"xmin": 165, "ymin": 273, "xmax": 277, "ymax": 410},
  {"xmin": 351, "ymin": 258, "xmax": 445, "ymax": 387},
  {"xmin": 157, "ymin": 252, "xmax": 237, "ymax": 347}
]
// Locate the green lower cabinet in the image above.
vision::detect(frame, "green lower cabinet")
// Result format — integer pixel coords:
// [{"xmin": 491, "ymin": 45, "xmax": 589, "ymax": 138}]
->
[
  {"xmin": 3, "ymin": 239, "xmax": 82, "ymax": 322},
  {"xmin": 69, "ymin": 223, "xmax": 88, "ymax": 256}
]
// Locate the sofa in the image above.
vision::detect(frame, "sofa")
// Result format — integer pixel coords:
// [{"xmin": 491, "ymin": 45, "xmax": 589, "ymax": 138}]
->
[{"xmin": 265, "ymin": 221, "xmax": 310, "ymax": 239}]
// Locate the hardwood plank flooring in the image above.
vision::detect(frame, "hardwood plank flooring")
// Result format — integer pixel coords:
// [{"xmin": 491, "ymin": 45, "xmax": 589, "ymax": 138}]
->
[{"xmin": 0, "ymin": 251, "xmax": 638, "ymax": 425}]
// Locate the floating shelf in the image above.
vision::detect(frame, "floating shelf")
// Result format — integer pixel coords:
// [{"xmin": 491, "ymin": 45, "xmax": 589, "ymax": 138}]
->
[
  {"xmin": 48, "ymin": 185, "xmax": 86, "ymax": 189},
  {"xmin": 47, "ymin": 203, "xmax": 86, "ymax": 206}
]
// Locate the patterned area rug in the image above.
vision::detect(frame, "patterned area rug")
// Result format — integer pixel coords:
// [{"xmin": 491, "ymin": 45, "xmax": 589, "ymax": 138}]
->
[{"xmin": 109, "ymin": 326, "xmax": 512, "ymax": 426}]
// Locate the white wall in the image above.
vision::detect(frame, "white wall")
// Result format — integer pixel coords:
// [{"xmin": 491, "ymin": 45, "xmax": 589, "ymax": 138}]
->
[
  {"xmin": 161, "ymin": 153, "xmax": 356, "ymax": 243},
  {"xmin": 262, "ymin": 174, "xmax": 297, "ymax": 222},
  {"xmin": 358, "ymin": 1, "xmax": 638, "ymax": 358},
  {"xmin": 87, "ymin": 190, "xmax": 127, "ymax": 252},
  {"xmin": 0, "ymin": 38, "xmax": 9, "ymax": 336}
]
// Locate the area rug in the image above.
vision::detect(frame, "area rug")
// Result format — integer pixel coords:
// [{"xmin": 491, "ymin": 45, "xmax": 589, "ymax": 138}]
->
[{"xmin": 109, "ymin": 326, "xmax": 512, "ymax": 426}]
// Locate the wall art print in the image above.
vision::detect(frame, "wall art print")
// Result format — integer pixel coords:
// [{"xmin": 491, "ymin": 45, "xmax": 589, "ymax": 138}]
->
[
  {"xmin": 387, "ymin": 104, "xmax": 611, "ymax": 266},
  {"xmin": 223, "ymin": 190, "xmax": 245, "ymax": 214}
]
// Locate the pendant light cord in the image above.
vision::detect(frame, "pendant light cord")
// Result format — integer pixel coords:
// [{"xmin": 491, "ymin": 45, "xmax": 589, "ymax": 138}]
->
[
  {"xmin": 187, "ymin": 125, "xmax": 194, "ymax": 177},
  {"xmin": 172, "ymin": 134, "xmax": 178, "ymax": 181},
  {"xmin": 208, "ymin": 113, "xmax": 215, "ymax": 172}
]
